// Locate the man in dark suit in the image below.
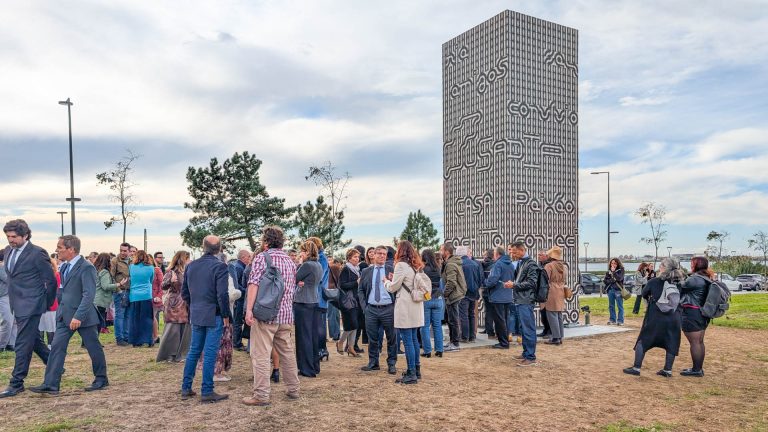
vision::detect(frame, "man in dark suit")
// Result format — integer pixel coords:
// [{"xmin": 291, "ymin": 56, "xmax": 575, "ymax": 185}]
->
[
  {"xmin": 0, "ymin": 219, "xmax": 57, "ymax": 398},
  {"xmin": 229, "ymin": 249, "xmax": 251, "ymax": 351},
  {"xmin": 29, "ymin": 235, "xmax": 108, "ymax": 395},
  {"xmin": 180, "ymin": 235, "xmax": 231, "ymax": 403},
  {"xmin": 357, "ymin": 245, "xmax": 396, "ymax": 375}
]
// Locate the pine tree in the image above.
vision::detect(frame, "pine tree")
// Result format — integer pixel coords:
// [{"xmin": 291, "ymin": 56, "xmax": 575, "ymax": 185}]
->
[
  {"xmin": 181, "ymin": 152, "xmax": 295, "ymax": 251},
  {"xmin": 395, "ymin": 210, "xmax": 440, "ymax": 251},
  {"xmin": 294, "ymin": 196, "xmax": 351, "ymax": 252}
]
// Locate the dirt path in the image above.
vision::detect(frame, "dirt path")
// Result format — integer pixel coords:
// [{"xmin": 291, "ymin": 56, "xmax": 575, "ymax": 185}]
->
[{"xmin": 2, "ymin": 317, "xmax": 767, "ymax": 431}]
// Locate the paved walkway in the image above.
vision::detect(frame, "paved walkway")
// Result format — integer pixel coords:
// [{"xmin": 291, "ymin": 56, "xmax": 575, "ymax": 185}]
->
[{"xmin": 429, "ymin": 324, "xmax": 633, "ymax": 350}]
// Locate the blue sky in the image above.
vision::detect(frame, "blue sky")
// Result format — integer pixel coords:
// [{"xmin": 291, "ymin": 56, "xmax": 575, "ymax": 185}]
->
[{"xmin": 0, "ymin": 0, "xmax": 766, "ymax": 258}]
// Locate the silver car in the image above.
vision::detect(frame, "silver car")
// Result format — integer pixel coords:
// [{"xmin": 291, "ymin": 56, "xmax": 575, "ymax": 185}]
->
[
  {"xmin": 719, "ymin": 274, "xmax": 743, "ymax": 292},
  {"xmin": 736, "ymin": 274, "xmax": 763, "ymax": 291}
]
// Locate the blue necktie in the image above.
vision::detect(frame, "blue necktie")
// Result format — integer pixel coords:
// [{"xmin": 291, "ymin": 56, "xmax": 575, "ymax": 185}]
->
[
  {"xmin": 374, "ymin": 267, "xmax": 382, "ymax": 303},
  {"xmin": 8, "ymin": 248, "xmax": 19, "ymax": 272},
  {"xmin": 60, "ymin": 263, "xmax": 71, "ymax": 283}
]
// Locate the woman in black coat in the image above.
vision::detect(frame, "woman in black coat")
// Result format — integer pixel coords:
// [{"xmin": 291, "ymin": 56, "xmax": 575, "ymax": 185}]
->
[
  {"xmin": 337, "ymin": 248, "xmax": 362, "ymax": 357},
  {"xmin": 679, "ymin": 256, "xmax": 714, "ymax": 377},
  {"xmin": 623, "ymin": 257, "xmax": 684, "ymax": 378}
]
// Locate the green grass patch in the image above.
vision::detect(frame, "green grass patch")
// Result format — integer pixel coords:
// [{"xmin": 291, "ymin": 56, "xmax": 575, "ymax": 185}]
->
[
  {"xmin": 579, "ymin": 293, "xmax": 768, "ymax": 330},
  {"xmin": 17, "ymin": 416, "xmax": 101, "ymax": 432},
  {"xmin": 602, "ymin": 420, "xmax": 675, "ymax": 432}
]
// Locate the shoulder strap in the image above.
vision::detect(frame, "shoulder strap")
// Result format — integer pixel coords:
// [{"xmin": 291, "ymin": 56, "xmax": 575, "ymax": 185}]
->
[{"xmin": 263, "ymin": 252, "xmax": 272, "ymax": 269}]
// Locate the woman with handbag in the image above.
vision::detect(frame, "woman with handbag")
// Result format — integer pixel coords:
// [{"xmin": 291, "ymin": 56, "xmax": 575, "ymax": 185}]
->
[
  {"xmin": 337, "ymin": 248, "xmax": 362, "ymax": 357},
  {"xmin": 543, "ymin": 246, "xmax": 566, "ymax": 345},
  {"xmin": 93, "ymin": 253, "xmax": 119, "ymax": 334},
  {"xmin": 385, "ymin": 240, "xmax": 425, "ymax": 385},
  {"xmin": 156, "ymin": 251, "xmax": 191, "ymax": 362},
  {"xmin": 293, "ymin": 240, "xmax": 323, "ymax": 377},
  {"xmin": 603, "ymin": 258, "xmax": 626, "ymax": 326}
]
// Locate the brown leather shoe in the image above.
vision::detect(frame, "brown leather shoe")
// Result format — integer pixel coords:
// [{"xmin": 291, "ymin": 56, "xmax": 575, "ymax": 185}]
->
[
  {"xmin": 517, "ymin": 359, "xmax": 538, "ymax": 367},
  {"xmin": 242, "ymin": 396, "xmax": 270, "ymax": 406},
  {"xmin": 286, "ymin": 392, "xmax": 300, "ymax": 400}
]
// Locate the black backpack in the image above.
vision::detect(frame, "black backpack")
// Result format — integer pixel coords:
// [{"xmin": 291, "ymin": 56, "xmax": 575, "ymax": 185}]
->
[{"xmin": 534, "ymin": 264, "xmax": 550, "ymax": 303}]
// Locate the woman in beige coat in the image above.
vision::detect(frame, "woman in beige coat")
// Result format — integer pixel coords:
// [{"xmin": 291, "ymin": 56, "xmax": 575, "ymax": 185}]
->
[
  {"xmin": 543, "ymin": 246, "xmax": 566, "ymax": 345},
  {"xmin": 385, "ymin": 240, "xmax": 425, "ymax": 385}
]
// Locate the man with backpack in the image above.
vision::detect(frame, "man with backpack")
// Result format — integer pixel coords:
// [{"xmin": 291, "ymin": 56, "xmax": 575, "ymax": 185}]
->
[
  {"xmin": 243, "ymin": 226, "xmax": 299, "ymax": 406},
  {"xmin": 504, "ymin": 241, "xmax": 539, "ymax": 366},
  {"xmin": 440, "ymin": 242, "xmax": 467, "ymax": 352}
]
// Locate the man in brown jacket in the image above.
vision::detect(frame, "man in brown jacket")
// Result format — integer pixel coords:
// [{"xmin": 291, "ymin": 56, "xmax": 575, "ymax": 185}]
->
[
  {"xmin": 110, "ymin": 242, "xmax": 131, "ymax": 346},
  {"xmin": 440, "ymin": 242, "xmax": 466, "ymax": 352}
]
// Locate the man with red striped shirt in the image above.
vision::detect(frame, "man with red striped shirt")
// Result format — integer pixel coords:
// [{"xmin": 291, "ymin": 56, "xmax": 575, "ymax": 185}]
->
[{"xmin": 243, "ymin": 226, "xmax": 299, "ymax": 406}]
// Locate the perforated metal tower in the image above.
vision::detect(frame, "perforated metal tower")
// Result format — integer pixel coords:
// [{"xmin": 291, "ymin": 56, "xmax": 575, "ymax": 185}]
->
[{"xmin": 443, "ymin": 11, "xmax": 580, "ymax": 322}]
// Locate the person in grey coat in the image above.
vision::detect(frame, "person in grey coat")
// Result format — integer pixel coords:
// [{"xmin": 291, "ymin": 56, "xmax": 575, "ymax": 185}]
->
[{"xmin": 29, "ymin": 235, "xmax": 108, "ymax": 395}]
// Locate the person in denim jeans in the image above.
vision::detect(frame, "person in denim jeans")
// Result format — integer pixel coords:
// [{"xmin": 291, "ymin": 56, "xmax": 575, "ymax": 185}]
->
[
  {"xmin": 419, "ymin": 249, "xmax": 443, "ymax": 358},
  {"xmin": 603, "ymin": 258, "xmax": 626, "ymax": 326},
  {"xmin": 504, "ymin": 241, "xmax": 539, "ymax": 366},
  {"xmin": 180, "ymin": 236, "xmax": 231, "ymax": 403},
  {"xmin": 110, "ymin": 243, "xmax": 131, "ymax": 346}
]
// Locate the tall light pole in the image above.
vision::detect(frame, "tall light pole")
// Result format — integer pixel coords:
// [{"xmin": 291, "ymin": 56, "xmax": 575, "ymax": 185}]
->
[
  {"xmin": 591, "ymin": 171, "xmax": 610, "ymax": 267},
  {"xmin": 56, "ymin": 211, "xmax": 67, "ymax": 236},
  {"xmin": 584, "ymin": 242, "xmax": 590, "ymax": 273},
  {"xmin": 667, "ymin": 246, "xmax": 673, "ymax": 257},
  {"xmin": 59, "ymin": 98, "xmax": 81, "ymax": 235}
]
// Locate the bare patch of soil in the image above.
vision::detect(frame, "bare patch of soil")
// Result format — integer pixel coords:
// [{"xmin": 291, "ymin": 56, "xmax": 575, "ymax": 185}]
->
[{"xmin": 2, "ymin": 317, "xmax": 767, "ymax": 431}]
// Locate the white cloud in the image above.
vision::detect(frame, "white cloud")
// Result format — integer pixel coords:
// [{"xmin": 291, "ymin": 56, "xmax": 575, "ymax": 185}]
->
[{"xmin": 619, "ymin": 96, "xmax": 670, "ymax": 107}]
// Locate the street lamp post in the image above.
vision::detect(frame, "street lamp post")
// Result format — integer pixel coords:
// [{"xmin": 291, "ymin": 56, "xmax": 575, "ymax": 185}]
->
[
  {"xmin": 591, "ymin": 171, "xmax": 611, "ymax": 267},
  {"xmin": 667, "ymin": 246, "xmax": 673, "ymax": 257},
  {"xmin": 56, "ymin": 211, "xmax": 67, "ymax": 236},
  {"xmin": 584, "ymin": 242, "xmax": 590, "ymax": 273},
  {"xmin": 58, "ymin": 98, "xmax": 81, "ymax": 235}
]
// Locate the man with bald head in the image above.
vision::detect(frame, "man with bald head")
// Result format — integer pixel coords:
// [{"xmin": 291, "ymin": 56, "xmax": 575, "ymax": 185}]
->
[
  {"xmin": 180, "ymin": 235, "xmax": 231, "ymax": 403},
  {"xmin": 229, "ymin": 249, "xmax": 251, "ymax": 351}
]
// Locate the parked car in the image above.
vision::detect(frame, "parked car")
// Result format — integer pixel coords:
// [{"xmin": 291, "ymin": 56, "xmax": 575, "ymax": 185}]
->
[
  {"xmin": 578, "ymin": 272, "xmax": 604, "ymax": 295},
  {"xmin": 736, "ymin": 274, "xmax": 764, "ymax": 291},
  {"xmin": 624, "ymin": 273, "xmax": 637, "ymax": 294},
  {"xmin": 718, "ymin": 274, "xmax": 743, "ymax": 292}
]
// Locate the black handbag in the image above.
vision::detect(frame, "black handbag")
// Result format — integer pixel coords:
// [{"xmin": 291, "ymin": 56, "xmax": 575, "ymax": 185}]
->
[{"xmin": 339, "ymin": 290, "xmax": 358, "ymax": 311}]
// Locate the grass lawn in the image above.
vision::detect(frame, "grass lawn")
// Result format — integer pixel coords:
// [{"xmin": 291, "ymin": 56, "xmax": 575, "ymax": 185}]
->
[{"xmin": 580, "ymin": 293, "xmax": 768, "ymax": 330}]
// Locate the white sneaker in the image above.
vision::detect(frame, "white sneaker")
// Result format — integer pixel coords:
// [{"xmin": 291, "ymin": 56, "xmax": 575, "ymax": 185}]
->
[
  {"xmin": 213, "ymin": 375, "xmax": 231, "ymax": 382},
  {"xmin": 444, "ymin": 344, "xmax": 461, "ymax": 352}
]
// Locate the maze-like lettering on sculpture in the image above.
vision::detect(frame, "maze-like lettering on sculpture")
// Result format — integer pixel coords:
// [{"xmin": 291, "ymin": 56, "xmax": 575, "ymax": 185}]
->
[{"xmin": 443, "ymin": 11, "xmax": 580, "ymax": 323}]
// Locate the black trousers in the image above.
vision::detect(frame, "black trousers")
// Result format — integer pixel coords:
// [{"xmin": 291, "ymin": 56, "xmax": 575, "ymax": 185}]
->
[
  {"xmin": 446, "ymin": 301, "xmax": 461, "ymax": 345},
  {"xmin": 232, "ymin": 297, "xmax": 245, "ymax": 347},
  {"xmin": 540, "ymin": 308, "xmax": 551, "ymax": 335},
  {"xmin": 482, "ymin": 294, "xmax": 495, "ymax": 335},
  {"xmin": 364, "ymin": 304, "xmax": 397, "ymax": 366},
  {"xmin": 96, "ymin": 306, "xmax": 107, "ymax": 332},
  {"xmin": 459, "ymin": 298, "xmax": 477, "ymax": 341},
  {"xmin": 313, "ymin": 306, "xmax": 326, "ymax": 373},
  {"xmin": 632, "ymin": 295, "xmax": 643, "ymax": 314},
  {"xmin": 44, "ymin": 322, "xmax": 107, "ymax": 389},
  {"xmin": 489, "ymin": 303, "xmax": 510, "ymax": 347},
  {"xmin": 294, "ymin": 303, "xmax": 318, "ymax": 377},
  {"xmin": 10, "ymin": 314, "xmax": 49, "ymax": 388}
]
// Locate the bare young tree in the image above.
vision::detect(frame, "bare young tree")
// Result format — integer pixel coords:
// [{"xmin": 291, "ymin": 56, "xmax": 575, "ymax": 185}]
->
[
  {"xmin": 96, "ymin": 149, "xmax": 141, "ymax": 242},
  {"xmin": 305, "ymin": 161, "xmax": 350, "ymax": 255},
  {"xmin": 706, "ymin": 230, "xmax": 730, "ymax": 261},
  {"xmin": 747, "ymin": 230, "xmax": 768, "ymax": 274},
  {"xmin": 635, "ymin": 202, "xmax": 667, "ymax": 267}
]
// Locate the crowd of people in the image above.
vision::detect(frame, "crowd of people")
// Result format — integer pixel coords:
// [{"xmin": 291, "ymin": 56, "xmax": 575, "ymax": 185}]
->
[{"xmin": 0, "ymin": 218, "xmax": 718, "ymax": 405}]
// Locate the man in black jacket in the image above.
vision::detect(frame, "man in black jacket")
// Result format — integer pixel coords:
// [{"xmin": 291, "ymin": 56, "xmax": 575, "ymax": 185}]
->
[
  {"xmin": 357, "ymin": 246, "xmax": 396, "ymax": 374},
  {"xmin": 0, "ymin": 220, "xmax": 57, "ymax": 398},
  {"xmin": 505, "ymin": 241, "xmax": 539, "ymax": 366},
  {"xmin": 180, "ymin": 235, "xmax": 231, "ymax": 403}
]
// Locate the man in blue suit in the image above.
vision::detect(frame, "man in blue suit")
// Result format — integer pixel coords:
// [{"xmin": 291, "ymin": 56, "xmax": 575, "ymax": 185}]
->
[
  {"xmin": 0, "ymin": 219, "xmax": 57, "ymax": 398},
  {"xmin": 181, "ymin": 235, "xmax": 231, "ymax": 403},
  {"xmin": 29, "ymin": 235, "xmax": 108, "ymax": 395},
  {"xmin": 357, "ymin": 246, "xmax": 396, "ymax": 375}
]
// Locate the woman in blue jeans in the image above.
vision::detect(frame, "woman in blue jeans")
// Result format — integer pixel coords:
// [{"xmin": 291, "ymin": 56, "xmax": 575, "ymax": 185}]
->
[
  {"xmin": 603, "ymin": 258, "xmax": 626, "ymax": 326},
  {"xmin": 385, "ymin": 241, "xmax": 425, "ymax": 384},
  {"xmin": 420, "ymin": 249, "xmax": 444, "ymax": 358}
]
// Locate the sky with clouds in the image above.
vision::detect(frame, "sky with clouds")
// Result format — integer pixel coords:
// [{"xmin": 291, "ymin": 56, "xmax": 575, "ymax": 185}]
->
[{"xmin": 1, "ymin": 0, "xmax": 766, "ymax": 259}]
